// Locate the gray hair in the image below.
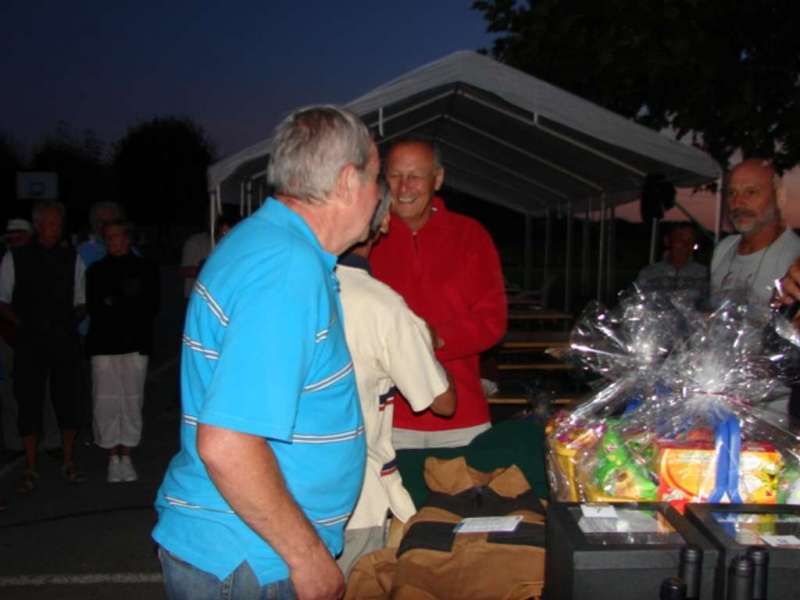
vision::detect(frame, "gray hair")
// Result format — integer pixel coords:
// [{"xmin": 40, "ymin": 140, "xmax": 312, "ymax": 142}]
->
[
  {"xmin": 386, "ymin": 135, "xmax": 443, "ymax": 170},
  {"xmin": 368, "ymin": 181, "xmax": 391, "ymax": 236},
  {"xmin": 267, "ymin": 105, "xmax": 373, "ymax": 203},
  {"xmin": 89, "ymin": 201, "xmax": 125, "ymax": 233},
  {"xmin": 32, "ymin": 199, "xmax": 66, "ymax": 225}
]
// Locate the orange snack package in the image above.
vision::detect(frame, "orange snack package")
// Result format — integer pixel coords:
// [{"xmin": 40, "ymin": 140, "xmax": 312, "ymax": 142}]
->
[{"xmin": 656, "ymin": 439, "xmax": 782, "ymax": 510}]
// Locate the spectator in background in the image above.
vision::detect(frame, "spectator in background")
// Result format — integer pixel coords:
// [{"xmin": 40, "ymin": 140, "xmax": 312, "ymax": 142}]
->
[
  {"xmin": 78, "ymin": 201, "xmax": 125, "ymax": 272},
  {"xmin": 370, "ymin": 137, "xmax": 507, "ymax": 449},
  {"xmin": 635, "ymin": 223, "xmax": 708, "ymax": 303},
  {"xmin": 76, "ymin": 201, "xmax": 127, "ymax": 442},
  {"xmin": 4, "ymin": 219, "xmax": 33, "ymax": 252},
  {"xmin": 711, "ymin": 158, "xmax": 800, "ymax": 307},
  {"xmin": 0, "ymin": 200, "xmax": 87, "ymax": 492},
  {"xmin": 711, "ymin": 158, "xmax": 800, "ymax": 424},
  {"xmin": 86, "ymin": 220, "xmax": 159, "ymax": 483},
  {"xmin": 0, "ymin": 218, "xmax": 33, "ymax": 509},
  {"xmin": 213, "ymin": 214, "xmax": 239, "ymax": 243},
  {"xmin": 179, "ymin": 215, "xmax": 239, "ymax": 299}
]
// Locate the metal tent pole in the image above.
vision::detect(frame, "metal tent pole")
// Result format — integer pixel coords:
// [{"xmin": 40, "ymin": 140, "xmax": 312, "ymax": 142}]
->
[
  {"xmin": 524, "ymin": 213, "xmax": 533, "ymax": 290},
  {"xmin": 544, "ymin": 209, "xmax": 552, "ymax": 301},
  {"xmin": 209, "ymin": 190, "xmax": 216, "ymax": 243},
  {"xmin": 581, "ymin": 199, "xmax": 591, "ymax": 296},
  {"xmin": 597, "ymin": 196, "xmax": 606, "ymax": 301},
  {"xmin": 649, "ymin": 218, "xmax": 659, "ymax": 264},
  {"xmin": 564, "ymin": 202, "xmax": 574, "ymax": 312},
  {"xmin": 714, "ymin": 176, "xmax": 723, "ymax": 243},
  {"xmin": 212, "ymin": 184, "xmax": 222, "ymax": 249},
  {"xmin": 607, "ymin": 204, "xmax": 616, "ymax": 303}
]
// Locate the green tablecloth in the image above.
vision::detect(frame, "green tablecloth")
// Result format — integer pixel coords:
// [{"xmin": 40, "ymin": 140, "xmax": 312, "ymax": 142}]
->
[{"xmin": 395, "ymin": 417, "xmax": 549, "ymax": 506}]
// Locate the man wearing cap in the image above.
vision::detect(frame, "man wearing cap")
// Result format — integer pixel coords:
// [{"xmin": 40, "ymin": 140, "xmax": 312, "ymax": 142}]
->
[
  {"xmin": 4, "ymin": 219, "xmax": 33, "ymax": 251},
  {"xmin": 336, "ymin": 189, "xmax": 456, "ymax": 575},
  {"xmin": 370, "ymin": 137, "xmax": 507, "ymax": 450}
]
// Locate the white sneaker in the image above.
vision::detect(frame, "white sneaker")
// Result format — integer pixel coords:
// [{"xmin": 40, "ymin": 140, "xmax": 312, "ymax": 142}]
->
[
  {"xmin": 107, "ymin": 455, "xmax": 122, "ymax": 483},
  {"xmin": 118, "ymin": 456, "xmax": 138, "ymax": 482}
]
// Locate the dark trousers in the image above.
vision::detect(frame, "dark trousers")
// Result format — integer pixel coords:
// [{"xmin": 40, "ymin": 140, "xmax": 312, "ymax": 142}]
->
[{"xmin": 14, "ymin": 334, "xmax": 80, "ymax": 436}]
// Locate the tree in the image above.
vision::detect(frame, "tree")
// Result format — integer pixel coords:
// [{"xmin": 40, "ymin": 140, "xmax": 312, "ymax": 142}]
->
[
  {"xmin": 0, "ymin": 132, "xmax": 26, "ymax": 225},
  {"xmin": 113, "ymin": 117, "xmax": 215, "ymax": 228},
  {"xmin": 30, "ymin": 122, "xmax": 112, "ymax": 227},
  {"xmin": 473, "ymin": 0, "xmax": 800, "ymax": 171}
]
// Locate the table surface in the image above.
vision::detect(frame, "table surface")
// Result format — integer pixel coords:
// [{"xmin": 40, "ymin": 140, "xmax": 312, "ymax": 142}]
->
[
  {"xmin": 508, "ymin": 309, "xmax": 573, "ymax": 321},
  {"xmin": 502, "ymin": 330, "xmax": 571, "ymax": 349}
]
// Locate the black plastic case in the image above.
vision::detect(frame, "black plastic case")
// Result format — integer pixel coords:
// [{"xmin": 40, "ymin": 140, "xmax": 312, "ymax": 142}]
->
[
  {"xmin": 685, "ymin": 503, "xmax": 800, "ymax": 600},
  {"xmin": 546, "ymin": 502, "xmax": 722, "ymax": 600}
]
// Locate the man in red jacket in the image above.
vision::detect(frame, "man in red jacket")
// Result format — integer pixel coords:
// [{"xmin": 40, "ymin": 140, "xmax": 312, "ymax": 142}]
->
[{"xmin": 370, "ymin": 138, "xmax": 507, "ymax": 449}]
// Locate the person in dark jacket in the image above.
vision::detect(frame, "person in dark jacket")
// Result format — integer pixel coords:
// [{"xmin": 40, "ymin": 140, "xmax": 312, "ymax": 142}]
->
[
  {"xmin": 0, "ymin": 201, "xmax": 87, "ymax": 492},
  {"xmin": 86, "ymin": 220, "xmax": 159, "ymax": 483}
]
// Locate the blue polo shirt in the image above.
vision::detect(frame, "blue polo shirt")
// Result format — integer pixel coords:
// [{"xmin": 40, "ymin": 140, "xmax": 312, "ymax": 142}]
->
[{"xmin": 153, "ymin": 199, "xmax": 365, "ymax": 585}]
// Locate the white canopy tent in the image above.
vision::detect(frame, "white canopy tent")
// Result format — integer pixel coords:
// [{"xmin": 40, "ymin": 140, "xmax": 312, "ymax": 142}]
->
[{"xmin": 207, "ymin": 50, "xmax": 722, "ymax": 307}]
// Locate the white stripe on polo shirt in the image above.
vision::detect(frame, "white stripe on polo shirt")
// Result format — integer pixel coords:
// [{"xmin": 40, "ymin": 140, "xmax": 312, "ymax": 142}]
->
[
  {"xmin": 315, "ymin": 513, "xmax": 352, "ymax": 527},
  {"xmin": 303, "ymin": 362, "xmax": 354, "ymax": 393},
  {"xmin": 292, "ymin": 425, "xmax": 365, "ymax": 444},
  {"xmin": 194, "ymin": 281, "xmax": 230, "ymax": 327},
  {"xmin": 164, "ymin": 495, "xmax": 235, "ymax": 514},
  {"xmin": 181, "ymin": 334, "xmax": 220, "ymax": 360}
]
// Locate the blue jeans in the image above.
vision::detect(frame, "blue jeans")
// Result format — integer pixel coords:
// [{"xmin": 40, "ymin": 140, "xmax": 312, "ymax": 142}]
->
[{"xmin": 159, "ymin": 546, "xmax": 296, "ymax": 600}]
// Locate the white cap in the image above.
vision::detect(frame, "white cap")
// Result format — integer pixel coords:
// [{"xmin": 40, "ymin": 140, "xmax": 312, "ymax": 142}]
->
[{"xmin": 6, "ymin": 218, "xmax": 33, "ymax": 234}]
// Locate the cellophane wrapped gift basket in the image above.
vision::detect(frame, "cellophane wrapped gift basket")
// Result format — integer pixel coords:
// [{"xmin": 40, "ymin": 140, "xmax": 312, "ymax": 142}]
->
[{"xmin": 547, "ymin": 289, "xmax": 800, "ymax": 511}]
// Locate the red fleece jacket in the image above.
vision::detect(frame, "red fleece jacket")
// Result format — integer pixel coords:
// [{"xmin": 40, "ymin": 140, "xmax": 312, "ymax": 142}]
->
[{"xmin": 370, "ymin": 198, "xmax": 507, "ymax": 431}]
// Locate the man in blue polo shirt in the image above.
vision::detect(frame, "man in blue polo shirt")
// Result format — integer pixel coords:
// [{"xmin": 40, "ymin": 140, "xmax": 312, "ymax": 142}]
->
[{"xmin": 153, "ymin": 106, "xmax": 380, "ymax": 600}]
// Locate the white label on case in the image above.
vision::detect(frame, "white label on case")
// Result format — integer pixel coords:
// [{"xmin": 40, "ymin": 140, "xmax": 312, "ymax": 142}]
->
[
  {"xmin": 761, "ymin": 534, "xmax": 800, "ymax": 547},
  {"xmin": 581, "ymin": 503, "xmax": 618, "ymax": 519}
]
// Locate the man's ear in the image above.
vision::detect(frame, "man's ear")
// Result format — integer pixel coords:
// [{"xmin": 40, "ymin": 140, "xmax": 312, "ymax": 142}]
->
[
  {"xmin": 339, "ymin": 164, "xmax": 361, "ymax": 204},
  {"xmin": 433, "ymin": 167, "xmax": 444, "ymax": 192},
  {"xmin": 334, "ymin": 163, "xmax": 358, "ymax": 205}
]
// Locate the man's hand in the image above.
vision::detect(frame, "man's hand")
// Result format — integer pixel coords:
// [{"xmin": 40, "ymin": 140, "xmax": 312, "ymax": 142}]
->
[
  {"xmin": 289, "ymin": 544, "xmax": 344, "ymax": 600},
  {"xmin": 778, "ymin": 258, "xmax": 800, "ymax": 305},
  {"xmin": 776, "ymin": 257, "xmax": 800, "ymax": 329},
  {"xmin": 197, "ymin": 425, "xmax": 345, "ymax": 600},
  {"xmin": 426, "ymin": 322, "xmax": 444, "ymax": 350},
  {"xmin": 430, "ymin": 372, "xmax": 456, "ymax": 417}
]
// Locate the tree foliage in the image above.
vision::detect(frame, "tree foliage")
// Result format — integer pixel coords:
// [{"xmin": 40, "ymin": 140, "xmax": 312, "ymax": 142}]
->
[
  {"xmin": 113, "ymin": 117, "xmax": 215, "ymax": 227},
  {"xmin": 473, "ymin": 0, "xmax": 800, "ymax": 171},
  {"xmin": 30, "ymin": 122, "xmax": 112, "ymax": 226},
  {"xmin": 0, "ymin": 132, "xmax": 26, "ymax": 225}
]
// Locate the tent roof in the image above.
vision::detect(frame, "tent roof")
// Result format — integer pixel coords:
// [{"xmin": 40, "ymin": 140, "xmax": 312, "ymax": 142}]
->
[{"xmin": 208, "ymin": 50, "xmax": 721, "ymax": 216}]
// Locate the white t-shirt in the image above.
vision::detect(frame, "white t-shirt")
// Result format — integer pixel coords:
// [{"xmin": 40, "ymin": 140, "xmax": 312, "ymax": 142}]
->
[
  {"xmin": 710, "ymin": 228, "xmax": 800, "ymax": 307},
  {"xmin": 180, "ymin": 232, "xmax": 211, "ymax": 298},
  {"xmin": 338, "ymin": 262, "xmax": 449, "ymax": 530}
]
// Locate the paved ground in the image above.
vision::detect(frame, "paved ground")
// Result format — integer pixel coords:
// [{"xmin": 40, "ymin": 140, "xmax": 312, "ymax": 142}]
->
[
  {"xmin": 0, "ymin": 360, "xmax": 179, "ymax": 599},
  {"xmin": 0, "ymin": 267, "xmax": 184, "ymax": 599}
]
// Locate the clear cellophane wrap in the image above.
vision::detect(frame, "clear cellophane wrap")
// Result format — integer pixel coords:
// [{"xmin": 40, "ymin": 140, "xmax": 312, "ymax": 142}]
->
[{"xmin": 547, "ymin": 288, "xmax": 800, "ymax": 507}]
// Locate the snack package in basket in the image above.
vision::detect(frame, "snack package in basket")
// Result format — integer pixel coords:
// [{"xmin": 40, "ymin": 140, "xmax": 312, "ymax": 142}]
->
[{"xmin": 547, "ymin": 288, "xmax": 800, "ymax": 510}]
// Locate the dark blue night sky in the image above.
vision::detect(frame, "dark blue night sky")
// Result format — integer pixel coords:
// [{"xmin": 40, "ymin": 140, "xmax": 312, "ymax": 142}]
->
[{"xmin": 1, "ymin": 1, "xmax": 495, "ymax": 159}]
